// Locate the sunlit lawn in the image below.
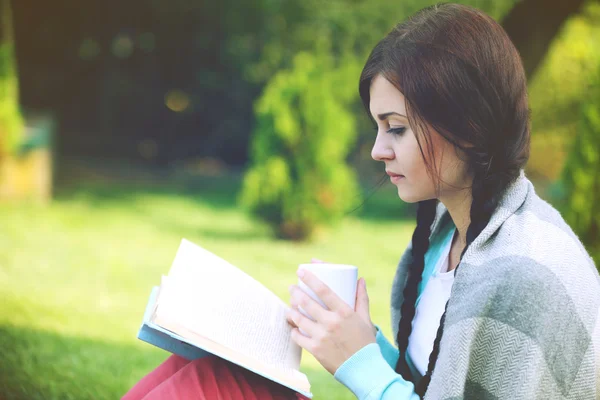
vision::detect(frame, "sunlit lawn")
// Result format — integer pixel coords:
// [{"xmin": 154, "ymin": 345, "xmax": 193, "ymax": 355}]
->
[{"xmin": 0, "ymin": 169, "xmax": 415, "ymax": 400}]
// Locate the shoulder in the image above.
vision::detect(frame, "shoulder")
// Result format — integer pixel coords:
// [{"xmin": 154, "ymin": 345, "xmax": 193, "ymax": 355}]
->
[
  {"xmin": 451, "ymin": 188, "xmax": 600, "ymax": 341},
  {"xmin": 443, "ymin": 194, "xmax": 600, "ymax": 396},
  {"xmin": 508, "ymin": 192, "xmax": 594, "ymax": 266},
  {"xmin": 488, "ymin": 190, "xmax": 598, "ymax": 289},
  {"xmin": 464, "ymin": 181, "xmax": 597, "ymax": 284}
]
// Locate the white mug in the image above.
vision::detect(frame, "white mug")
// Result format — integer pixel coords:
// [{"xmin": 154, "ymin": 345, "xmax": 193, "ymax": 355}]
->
[{"xmin": 296, "ymin": 263, "xmax": 358, "ymax": 334}]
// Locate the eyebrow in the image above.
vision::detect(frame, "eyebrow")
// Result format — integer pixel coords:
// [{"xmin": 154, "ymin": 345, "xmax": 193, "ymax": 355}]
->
[{"xmin": 376, "ymin": 111, "xmax": 407, "ymax": 120}]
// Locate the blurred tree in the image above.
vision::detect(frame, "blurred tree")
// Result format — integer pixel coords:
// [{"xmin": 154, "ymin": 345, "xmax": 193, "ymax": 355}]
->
[
  {"xmin": 0, "ymin": 0, "xmax": 23, "ymax": 158},
  {"xmin": 526, "ymin": 1, "xmax": 600, "ymax": 181},
  {"xmin": 240, "ymin": 44, "xmax": 361, "ymax": 240},
  {"xmin": 501, "ymin": 0, "xmax": 586, "ymax": 79},
  {"xmin": 559, "ymin": 65, "xmax": 600, "ymax": 265}
]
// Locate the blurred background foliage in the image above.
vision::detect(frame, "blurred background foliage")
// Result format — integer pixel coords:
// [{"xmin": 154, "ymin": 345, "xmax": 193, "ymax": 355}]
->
[
  {"xmin": 558, "ymin": 61, "xmax": 600, "ymax": 262},
  {"xmin": 240, "ymin": 43, "xmax": 362, "ymax": 239},
  {"xmin": 0, "ymin": 0, "xmax": 23, "ymax": 156},
  {"xmin": 528, "ymin": 1, "xmax": 600, "ymax": 181},
  {"xmin": 1, "ymin": 0, "xmax": 600, "ymax": 398}
]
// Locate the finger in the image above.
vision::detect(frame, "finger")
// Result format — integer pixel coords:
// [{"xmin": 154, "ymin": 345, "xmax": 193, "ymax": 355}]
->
[
  {"xmin": 297, "ymin": 269, "xmax": 348, "ymax": 313},
  {"xmin": 287, "ymin": 307, "xmax": 319, "ymax": 338},
  {"xmin": 285, "ymin": 307, "xmax": 299, "ymax": 329},
  {"xmin": 290, "ymin": 327, "xmax": 313, "ymax": 352},
  {"xmin": 290, "ymin": 284, "xmax": 328, "ymax": 322},
  {"xmin": 355, "ymin": 277, "xmax": 371, "ymax": 320}
]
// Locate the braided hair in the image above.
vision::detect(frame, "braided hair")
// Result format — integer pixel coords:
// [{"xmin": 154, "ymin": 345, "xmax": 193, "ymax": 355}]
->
[
  {"xmin": 414, "ymin": 168, "xmax": 515, "ymax": 396},
  {"xmin": 359, "ymin": 3, "xmax": 531, "ymax": 397}
]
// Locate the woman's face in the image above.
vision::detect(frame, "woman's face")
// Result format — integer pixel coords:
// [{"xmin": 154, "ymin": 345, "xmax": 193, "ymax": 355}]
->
[{"xmin": 369, "ymin": 74, "xmax": 470, "ymax": 203}]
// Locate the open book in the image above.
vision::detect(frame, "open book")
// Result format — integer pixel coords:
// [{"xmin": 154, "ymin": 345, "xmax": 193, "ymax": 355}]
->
[{"xmin": 137, "ymin": 238, "xmax": 312, "ymax": 398}]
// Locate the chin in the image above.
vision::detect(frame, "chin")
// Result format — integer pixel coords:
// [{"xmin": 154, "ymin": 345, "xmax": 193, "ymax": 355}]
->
[
  {"xmin": 396, "ymin": 190, "xmax": 420, "ymax": 203},
  {"xmin": 396, "ymin": 187, "xmax": 432, "ymax": 204}
]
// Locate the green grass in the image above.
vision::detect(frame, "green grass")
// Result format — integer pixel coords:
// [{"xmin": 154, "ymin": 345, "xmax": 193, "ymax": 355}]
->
[{"xmin": 0, "ymin": 172, "xmax": 415, "ymax": 400}]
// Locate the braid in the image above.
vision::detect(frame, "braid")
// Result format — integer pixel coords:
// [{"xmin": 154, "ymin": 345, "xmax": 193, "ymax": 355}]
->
[
  {"xmin": 415, "ymin": 170, "xmax": 513, "ymax": 397},
  {"xmin": 394, "ymin": 199, "xmax": 438, "ymax": 380}
]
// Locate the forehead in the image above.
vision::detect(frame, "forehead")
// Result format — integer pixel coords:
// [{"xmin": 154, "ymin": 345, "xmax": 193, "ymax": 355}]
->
[{"xmin": 369, "ymin": 74, "xmax": 407, "ymax": 118}]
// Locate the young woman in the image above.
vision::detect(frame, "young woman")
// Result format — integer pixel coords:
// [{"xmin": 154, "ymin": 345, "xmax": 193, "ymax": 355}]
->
[{"xmin": 123, "ymin": 3, "xmax": 600, "ymax": 399}]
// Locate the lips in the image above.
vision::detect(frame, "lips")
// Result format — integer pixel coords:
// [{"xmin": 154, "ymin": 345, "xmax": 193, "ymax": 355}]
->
[{"xmin": 386, "ymin": 170, "xmax": 404, "ymax": 178}]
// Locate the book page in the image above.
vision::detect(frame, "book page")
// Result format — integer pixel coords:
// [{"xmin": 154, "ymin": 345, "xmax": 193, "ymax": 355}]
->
[
  {"xmin": 155, "ymin": 239, "xmax": 302, "ymax": 373},
  {"xmin": 154, "ymin": 303, "xmax": 310, "ymax": 395}
]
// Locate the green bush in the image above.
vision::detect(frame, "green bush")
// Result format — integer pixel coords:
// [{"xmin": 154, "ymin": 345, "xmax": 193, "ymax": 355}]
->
[
  {"xmin": 240, "ymin": 46, "xmax": 361, "ymax": 240},
  {"xmin": 559, "ymin": 66, "xmax": 600, "ymax": 265}
]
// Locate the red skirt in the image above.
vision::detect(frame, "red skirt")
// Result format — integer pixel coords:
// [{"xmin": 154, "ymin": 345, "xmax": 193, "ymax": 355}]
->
[{"xmin": 122, "ymin": 355, "xmax": 309, "ymax": 400}]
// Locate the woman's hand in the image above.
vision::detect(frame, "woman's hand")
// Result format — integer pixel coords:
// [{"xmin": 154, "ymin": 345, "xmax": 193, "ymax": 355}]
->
[{"xmin": 285, "ymin": 267, "xmax": 377, "ymax": 375}]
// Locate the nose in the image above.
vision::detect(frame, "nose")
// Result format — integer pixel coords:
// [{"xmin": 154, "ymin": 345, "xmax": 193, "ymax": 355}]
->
[{"xmin": 371, "ymin": 132, "xmax": 395, "ymax": 162}]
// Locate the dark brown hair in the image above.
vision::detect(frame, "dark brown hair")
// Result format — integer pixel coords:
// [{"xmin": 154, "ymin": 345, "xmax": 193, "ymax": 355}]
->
[{"xmin": 359, "ymin": 3, "xmax": 530, "ymax": 396}]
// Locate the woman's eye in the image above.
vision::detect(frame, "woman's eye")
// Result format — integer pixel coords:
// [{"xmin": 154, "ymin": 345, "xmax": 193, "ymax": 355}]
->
[{"xmin": 386, "ymin": 127, "xmax": 406, "ymax": 135}]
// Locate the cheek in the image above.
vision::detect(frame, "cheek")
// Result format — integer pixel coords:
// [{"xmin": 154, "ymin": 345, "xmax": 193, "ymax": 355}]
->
[
  {"xmin": 436, "ymin": 138, "xmax": 470, "ymax": 185},
  {"xmin": 399, "ymin": 135, "xmax": 429, "ymax": 178},
  {"xmin": 438, "ymin": 154, "xmax": 470, "ymax": 192},
  {"xmin": 392, "ymin": 136, "xmax": 438, "ymax": 200}
]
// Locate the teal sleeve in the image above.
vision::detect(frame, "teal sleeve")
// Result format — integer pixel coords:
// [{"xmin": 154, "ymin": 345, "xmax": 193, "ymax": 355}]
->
[
  {"xmin": 334, "ymin": 343, "xmax": 420, "ymax": 400},
  {"xmin": 374, "ymin": 325, "xmax": 400, "ymax": 368}
]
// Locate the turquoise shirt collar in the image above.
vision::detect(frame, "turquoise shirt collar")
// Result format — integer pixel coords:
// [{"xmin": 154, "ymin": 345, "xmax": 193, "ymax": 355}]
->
[
  {"xmin": 406, "ymin": 216, "xmax": 456, "ymax": 381},
  {"xmin": 415, "ymin": 217, "xmax": 456, "ymax": 308}
]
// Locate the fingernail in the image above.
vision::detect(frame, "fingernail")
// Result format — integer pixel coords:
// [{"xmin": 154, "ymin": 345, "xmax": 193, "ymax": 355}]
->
[{"xmin": 297, "ymin": 269, "xmax": 305, "ymax": 278}]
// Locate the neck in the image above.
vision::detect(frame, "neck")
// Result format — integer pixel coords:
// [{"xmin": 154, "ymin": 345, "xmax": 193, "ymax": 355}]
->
[{"xmin": 439, "ymin": 187, "xmax": 472, "ymax": 248}]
